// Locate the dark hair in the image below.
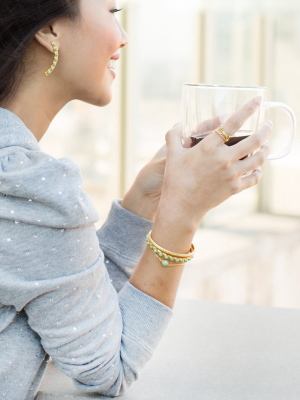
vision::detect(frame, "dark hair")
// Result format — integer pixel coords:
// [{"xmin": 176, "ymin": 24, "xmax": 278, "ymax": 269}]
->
[{"xmin": 0, "ymin": 0, "xmax": 82, "ymax": 106}]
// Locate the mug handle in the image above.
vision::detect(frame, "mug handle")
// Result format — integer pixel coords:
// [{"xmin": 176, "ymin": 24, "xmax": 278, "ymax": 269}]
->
[{"xmin": 265, "ymin": 101, "xmax": 297, "ymax": 160}]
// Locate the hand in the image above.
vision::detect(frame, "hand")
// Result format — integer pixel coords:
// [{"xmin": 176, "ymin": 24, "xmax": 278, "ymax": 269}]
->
[
  {"xmin": 122, "ymin": 117, "xmax": 224, "ymax": 219},
  {"xmin": 134, "ymin": 143, "xmax": 167, "ymax": 208},
  {"xmin": 158, "ymin": 96, "xmax": 272, "ymax": 232},
  {"xmin": 121, "ymin": 143, "xmax": 167, "ymax": 221}
]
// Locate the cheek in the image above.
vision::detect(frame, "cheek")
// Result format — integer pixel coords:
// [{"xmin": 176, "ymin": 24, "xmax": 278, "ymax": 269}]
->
[
  {"xmin": 59, "ymin": 16, "xmax": 121, "ymax": 96},
  {"xmin": 84, "ymin": 17, "xmax": 120, "ymax": 63}
]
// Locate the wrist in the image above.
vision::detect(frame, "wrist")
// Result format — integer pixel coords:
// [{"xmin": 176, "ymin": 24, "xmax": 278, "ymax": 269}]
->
[
  {"xmin": 157, "ymin": 194, "xmax": 204, "ymax": 232},
  {"xmin": 152, "ymin": 200, "xmax": 199, "ymax": 254},
  {"xmin": 121, "ymin": 186, "xmax": 157, "ymax": 221}
]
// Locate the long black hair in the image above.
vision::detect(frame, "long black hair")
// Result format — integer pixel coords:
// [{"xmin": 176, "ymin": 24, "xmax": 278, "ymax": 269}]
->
[{"xmin": 0, "ymin": 0, "xmax": 81, "ymax": 106}]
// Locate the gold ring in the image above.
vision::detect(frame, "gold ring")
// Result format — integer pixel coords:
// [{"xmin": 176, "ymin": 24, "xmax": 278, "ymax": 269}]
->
[{"xmin": 215, "ymin": 126, "xmax": 230, "ymax": 143}]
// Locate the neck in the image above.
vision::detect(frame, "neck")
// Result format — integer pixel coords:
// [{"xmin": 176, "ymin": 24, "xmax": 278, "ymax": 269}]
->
[
  {"xmin": 1, "ymin": 68, "xmax": 74, "ymax": 141},
  {"xmin": 3, "ymin": 89, "xmax": 70, "ymax": 142}
]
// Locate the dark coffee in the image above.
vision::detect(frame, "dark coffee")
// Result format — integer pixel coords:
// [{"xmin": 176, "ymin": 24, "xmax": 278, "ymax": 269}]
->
[
  {"xmin": 190, "ymin": 134, "xmax": 249, "ymax": 147},
  {"xmin": 190, "ymin": 134, "xmax": 250, "ymax": 160}
]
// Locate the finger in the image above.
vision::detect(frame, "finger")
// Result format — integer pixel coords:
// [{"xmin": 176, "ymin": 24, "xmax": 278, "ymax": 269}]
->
[
  {"xmin": 191, "ymin": 116, "xmax": 221, "ymax": 136},
  {"xmin": 230, "ymin": 121, "xmax": 272, "ymax": 161},
  {"xmin": 150, "ymin": 143, "xmax": 167, "ymax": 161},
  {"xmin": 191, "ymin": 115, "xmax": 232, "ymax": 140},
  {"xmin": 208, "ymin": 96, "xmax": 263, "ymax": 147},
  {"xmin": 237, "ymin": 167, "xmax": 263, "ymax": 193},
  {"xmin": 222, "ymin": 96, "xmax": 262, "ymax": 135},
  {"xmin": 200, "ymin": 113, "xmax": 233, "ymax": 132},
  {"xmin": 165, "ymin": 123, "xmax": 183, "ymax": 153},
  {"xmin": 219, "ymin": 113, "xmax": 233, "ymax": 125},
  {"xmin": 235, "ymin": 142, "xmax": 270, "ymax": 176}
]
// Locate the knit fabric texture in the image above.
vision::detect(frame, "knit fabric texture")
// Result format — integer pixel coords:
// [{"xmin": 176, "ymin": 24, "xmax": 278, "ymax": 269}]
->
[{"xmin": 0, "ymin": 107, "xmax": 173, "ymax": 400}]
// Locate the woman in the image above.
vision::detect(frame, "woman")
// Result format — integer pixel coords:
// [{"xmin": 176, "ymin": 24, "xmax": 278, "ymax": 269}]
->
[{"xmin": 0, "ymin": 1, "xmax": 272, "ymax": 399}]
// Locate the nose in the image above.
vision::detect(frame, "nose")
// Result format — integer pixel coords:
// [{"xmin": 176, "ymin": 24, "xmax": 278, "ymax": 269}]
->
[{"xmin": 117, "ymin": 20, "xmax": 129, "ymax": 48}]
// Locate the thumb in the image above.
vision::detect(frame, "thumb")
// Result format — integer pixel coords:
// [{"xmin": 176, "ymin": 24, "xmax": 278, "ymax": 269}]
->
[
  {"xmin": 165, "ymin": 122, "xmax": 183, "ymax": 152},
  {"xmin": 150, "ymin": 143, "xmax": 167, "ymax": 161}
]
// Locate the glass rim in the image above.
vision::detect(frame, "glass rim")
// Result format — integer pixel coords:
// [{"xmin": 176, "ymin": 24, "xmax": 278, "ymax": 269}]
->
[{"xmin": 183, "ymin": 83, "xmax": 267, "ymax": 90}]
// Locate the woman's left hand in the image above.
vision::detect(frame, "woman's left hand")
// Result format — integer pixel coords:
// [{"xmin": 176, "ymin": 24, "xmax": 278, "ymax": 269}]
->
[{"xmin": 121, "ymin": 142, "xmax": 167, "ymax": 221}]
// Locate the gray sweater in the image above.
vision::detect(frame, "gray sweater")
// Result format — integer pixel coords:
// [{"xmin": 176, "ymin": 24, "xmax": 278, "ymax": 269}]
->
[{"xmin": 0, "ymin": 107, "xmax": 173, "ymax": 400}]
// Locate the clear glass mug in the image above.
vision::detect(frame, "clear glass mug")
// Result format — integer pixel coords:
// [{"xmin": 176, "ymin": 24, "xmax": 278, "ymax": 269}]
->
[{"xmin": 181, "ymin": 84, "xmax": 297, "ymax": 160}]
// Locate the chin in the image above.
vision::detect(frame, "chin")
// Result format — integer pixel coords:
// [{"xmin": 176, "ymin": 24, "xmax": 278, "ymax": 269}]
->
[
  {"xmin": 82, "ymin": 90, "xmax": 113, "ymax": 108},
  {"xmin": 100, "ymin": 93, "xmax": 113, "ymax": 107}
]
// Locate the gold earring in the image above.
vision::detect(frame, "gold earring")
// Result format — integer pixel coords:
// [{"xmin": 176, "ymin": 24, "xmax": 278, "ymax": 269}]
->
[{"xmin": 44, "ymin": 41, "xmax": 59, "ymax": 77}]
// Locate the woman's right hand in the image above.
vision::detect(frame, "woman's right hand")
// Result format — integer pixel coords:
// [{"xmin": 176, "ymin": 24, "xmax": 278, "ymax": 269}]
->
[{"xmin": 158, "ymin": 96, "xmax": 272, "ymax": 233}]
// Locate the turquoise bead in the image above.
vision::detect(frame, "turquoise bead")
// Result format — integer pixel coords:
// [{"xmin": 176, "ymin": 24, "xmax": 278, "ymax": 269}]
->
[
  {"xmin": 175, "ymin": 258, "xmax": 179, "ymax": 262},
  {"xmin": 159, "ymin": 252, "xmax": 163, "ymax": 257},
  {"xmin": 150, "ymin": 245, "xmax": 153, "ymax": 249},
  {"xmin": 162, "ymin": 261, "xmax": 168, "ymax": 266},
  {"xmin": 164, "ymin": 255, "xmax": 168, "ymax": 259},
  {"xmin": 154, "ymin": 249, "xmax": 158, "ymax": 253},
  {"xmin": 170, "ymin": 257, "xmax": 174, "ymax": 261}
]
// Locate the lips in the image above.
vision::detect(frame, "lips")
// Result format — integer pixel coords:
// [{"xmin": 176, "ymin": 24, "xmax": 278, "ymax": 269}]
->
[{"xmin": 110, "ymin": 53, "xmax": 120, "ymax": 60}]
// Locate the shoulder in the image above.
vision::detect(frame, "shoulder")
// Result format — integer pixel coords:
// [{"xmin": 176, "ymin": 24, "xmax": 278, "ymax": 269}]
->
[{"xmin": 0, "ymin": 146, "xmax": 99, "ymax": 229}]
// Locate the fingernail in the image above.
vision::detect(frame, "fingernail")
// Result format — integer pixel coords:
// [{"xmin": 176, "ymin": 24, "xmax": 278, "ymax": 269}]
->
[
  {"xmin": 254, "ymin": 96, "xmax": 262, "ymax": 105},
  {"xmin": 268, "ymin": 120, "xmax": 273, "ymax": 127}
]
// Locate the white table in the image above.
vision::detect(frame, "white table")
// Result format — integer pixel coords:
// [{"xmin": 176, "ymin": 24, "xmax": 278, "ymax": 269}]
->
[{"xmin": 37, "ymin": 299, "xmax": 300, "ymax": 399}]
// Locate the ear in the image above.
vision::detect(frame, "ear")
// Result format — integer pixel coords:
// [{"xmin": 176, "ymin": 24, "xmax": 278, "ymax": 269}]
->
[{"xmin": 34, "ymin": 25, "xmax": 60, "ymax": 52}]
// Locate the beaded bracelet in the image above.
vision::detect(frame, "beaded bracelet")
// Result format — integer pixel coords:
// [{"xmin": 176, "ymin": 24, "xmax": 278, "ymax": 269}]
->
[{"xmin": 146, "ymin": 230, "xmax": 195, "ymax": 267}]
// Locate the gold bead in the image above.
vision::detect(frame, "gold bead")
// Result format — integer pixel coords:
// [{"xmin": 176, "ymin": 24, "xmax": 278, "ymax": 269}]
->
[{"xmin": 44, "ymin": 42, "xmax": 59, "ymax": 76}]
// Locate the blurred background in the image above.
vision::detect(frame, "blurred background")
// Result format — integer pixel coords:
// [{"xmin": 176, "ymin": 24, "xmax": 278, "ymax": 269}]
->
[{"xmin": 40, "ymin": 0, "xmax": 300, "ymax": 309}]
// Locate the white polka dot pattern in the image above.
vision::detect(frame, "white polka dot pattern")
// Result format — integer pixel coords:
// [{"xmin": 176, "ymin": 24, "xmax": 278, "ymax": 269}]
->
[{"xmin": 0, "ymin": 107, "xmax": 173, "ymax": 399}]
